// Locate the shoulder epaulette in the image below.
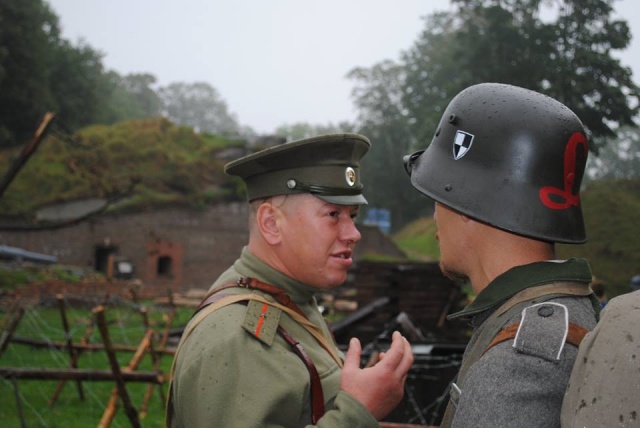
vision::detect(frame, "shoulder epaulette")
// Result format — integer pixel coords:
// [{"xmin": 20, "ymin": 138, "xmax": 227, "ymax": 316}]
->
[
  {"xmin": 513, "ymin": 302, "xmax": 570, "ymax": 361},
  {"xmin": 242, "ymin": 299, "xmax": 282, "ymax": 346}
]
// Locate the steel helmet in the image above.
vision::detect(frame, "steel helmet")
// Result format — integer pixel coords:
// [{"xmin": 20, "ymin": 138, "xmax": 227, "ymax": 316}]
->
[{"xmin": 404, "ymin": 83, "xmax": 589, "ymax": 244}]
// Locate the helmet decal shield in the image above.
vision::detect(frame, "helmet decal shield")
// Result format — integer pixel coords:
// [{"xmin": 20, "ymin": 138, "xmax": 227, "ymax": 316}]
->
[{"xmin": 453, "ymin": 130, "xmax": 475, "ymax": 160}]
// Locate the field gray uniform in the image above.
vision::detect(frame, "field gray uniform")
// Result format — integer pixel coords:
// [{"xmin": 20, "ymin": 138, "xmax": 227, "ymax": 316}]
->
[
  {"xmin": 169, "ymin": 248, "xmax": 378, "ymax": 428},
  {"xmin": 441, "ymin": 259, "xmax": 600, "ymax": 428},
  {"xmin": 561, "ymin": 290, "xmax": 640, "ymax": 427}
]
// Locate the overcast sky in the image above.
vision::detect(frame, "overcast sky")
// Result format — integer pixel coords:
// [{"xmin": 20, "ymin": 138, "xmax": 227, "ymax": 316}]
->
[{"xmin": 48, "ymin": 0, "xmax": 640, "ymax": 135}]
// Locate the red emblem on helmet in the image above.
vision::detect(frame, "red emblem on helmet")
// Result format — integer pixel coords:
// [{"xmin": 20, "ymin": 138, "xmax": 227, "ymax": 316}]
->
[{"xmin": 539, "ymin": 132, "xmax": 588, "ymax": 210}]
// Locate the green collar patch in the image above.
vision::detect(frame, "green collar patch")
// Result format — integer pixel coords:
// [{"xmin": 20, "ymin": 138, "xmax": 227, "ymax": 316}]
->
[{"xmin": 449, "ymin": 258, "xmax": 592, "ymax": 320}]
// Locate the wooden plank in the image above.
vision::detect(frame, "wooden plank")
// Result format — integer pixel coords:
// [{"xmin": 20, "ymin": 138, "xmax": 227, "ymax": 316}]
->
[{"xmin": 0, "ymin": 367, "xmax": 162, "ymax": 383}]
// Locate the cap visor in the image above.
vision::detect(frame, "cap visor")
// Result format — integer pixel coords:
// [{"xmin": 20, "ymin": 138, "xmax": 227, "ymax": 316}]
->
[{"xmin": 315, "ymin": 194, "xmax": 368, "ymax": 205}]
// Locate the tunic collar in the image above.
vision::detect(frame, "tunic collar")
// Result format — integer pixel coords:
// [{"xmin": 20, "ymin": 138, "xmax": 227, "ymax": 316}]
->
[
  {"xmin": 448, "ymin": 258, "xmax": 592, "ymax": 320},
  {"xmin": 233, "ymin": 247, "xmax": 318, "ymax": 305}
]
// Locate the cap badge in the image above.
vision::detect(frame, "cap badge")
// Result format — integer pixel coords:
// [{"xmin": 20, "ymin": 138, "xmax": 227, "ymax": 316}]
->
[
  {"xmin": 453, "ymin": 130, "xmax": 474, "ymax": 160},
  {"xmin": 345, "ymin": 167, "xmax": 356, "ymax": 187}
]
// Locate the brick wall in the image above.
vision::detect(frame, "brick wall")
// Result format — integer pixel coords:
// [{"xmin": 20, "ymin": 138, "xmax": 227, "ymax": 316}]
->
[
  {"xmin": 0, "ymin": 202, "xmax": 406, "ymax": 294},
  {"xmin": 0, "ymin": 203, "xmax": 249, "ymax": 293}
]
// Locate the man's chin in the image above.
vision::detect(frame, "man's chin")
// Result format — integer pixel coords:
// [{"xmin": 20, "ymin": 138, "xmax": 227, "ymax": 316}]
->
[{"xmin": 439, "ymin": 261, "xmax": 467, "ymax": 282}]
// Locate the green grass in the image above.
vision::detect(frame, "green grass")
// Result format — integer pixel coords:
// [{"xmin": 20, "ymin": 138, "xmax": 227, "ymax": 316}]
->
[
  {"xmin": 392, "ymin": 216, "xmax": 439, "ymax": 261},
  {"xmin": 0, "ymin": 302, "xmax": 193, "ymax": 427},
  {"xmin": 557, "ymin": 178, "xmax": 640, "ymax": 298},
  {"xmin": 0, "ymin": 265, "xmax": 95, "ymax": 291},
  {"xmin": 0, "ymin": 118, "xmax": 239, "ymax": 219}
]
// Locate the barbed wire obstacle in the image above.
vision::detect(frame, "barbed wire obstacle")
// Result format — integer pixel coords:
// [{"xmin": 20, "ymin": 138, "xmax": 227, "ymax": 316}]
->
[{"xmin": 0, "ymin": 292, "xmax": 178, "ymax": 427}]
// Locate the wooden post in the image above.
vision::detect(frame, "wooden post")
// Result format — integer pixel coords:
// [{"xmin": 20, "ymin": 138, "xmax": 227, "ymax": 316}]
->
[
  {"xmin": 94, "ymin": 305, "xmax": 141, "ymax": 428},
  {"xmin": 129, "ymin": 287, "xmax": 139, "ymax": 304},
  {"xmin": 98, "ymin": 329, "xmax": 154, "ymax": 427},
  {"xmin": 0, "ymin": 298, "xmax": 20, "ymax": 331},
  {"xmin": 141, "ymin": 301, "xmax": 176, "ymax": 418},
  {"xmin": 139, "ymin": 329, "xmax": 166, "ymax": 418},
  {"xmin": 49, "ymin": 294, "xmax": 84, "ymax": 407},
  {"xmin": 11, "ymin": 377, "xmax": 26, "ymax": 428},
  {"xmin": 159, "ymin": 307, "xmax": 176, "ymax": 350},
  {"xmin": 139, "ymin": 307, "xmax": 150, "ymax": 331},
  {"xmin": 0, "ymin": 307, "xmax": 24, "ymax": 357},
  {"xmin": 80, "ymin": 293, "xmax": 110, "ymax": 347},
  {"xmin": 0, "ymin": 112, "xmax": 56, "ymax": 200}
]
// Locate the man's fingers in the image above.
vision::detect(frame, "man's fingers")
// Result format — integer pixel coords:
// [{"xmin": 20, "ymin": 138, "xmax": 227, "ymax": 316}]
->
[
  {"xmin": 377, "ymin": 331, "xmax": 407, "ymax": 368},
  {"xmin": 343, "ymin": 337, "xmax": 362, "ymax": 370},
  {"xmin": 397, "ymin": 336, "xmax": 414, "ymax": 374}
]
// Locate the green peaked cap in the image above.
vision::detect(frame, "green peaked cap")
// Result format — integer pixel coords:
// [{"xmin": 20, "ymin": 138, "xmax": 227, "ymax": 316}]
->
[{"xmin": 225, "ymin": 133, "xmax": 370, "ymax": 205}]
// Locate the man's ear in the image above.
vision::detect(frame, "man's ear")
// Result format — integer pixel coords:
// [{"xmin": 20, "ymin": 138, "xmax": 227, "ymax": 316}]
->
[{"xmin": 256, "ymin": 201, "xmax": 282, "ymax": 245}]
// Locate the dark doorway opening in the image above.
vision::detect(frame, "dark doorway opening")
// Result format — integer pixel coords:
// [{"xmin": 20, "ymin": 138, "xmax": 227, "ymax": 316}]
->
[
  {"xmin": 95, "ymin": 245, "xmax": 117, "ymax": 274},
  {"xmin": 157, "ymin": 256, "xmax": 173, "ymax": 276}
]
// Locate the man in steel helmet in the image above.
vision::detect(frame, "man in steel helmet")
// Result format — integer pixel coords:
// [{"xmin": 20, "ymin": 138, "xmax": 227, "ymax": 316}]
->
[{"xmin": 403, "ymin": 83, "xmax": 600, "ymax": 428}]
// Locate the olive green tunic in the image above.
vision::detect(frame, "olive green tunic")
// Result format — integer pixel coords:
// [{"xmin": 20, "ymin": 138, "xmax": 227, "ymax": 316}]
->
[{"xmin": 169, "ymin": 247, "xmax": 378, "ymax": 427}]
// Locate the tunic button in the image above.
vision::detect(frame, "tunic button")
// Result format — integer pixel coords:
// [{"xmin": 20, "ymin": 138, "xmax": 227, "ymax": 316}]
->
[{"xmin": 537, "ymin": 305, "xmax": 554, "ymax": 317}]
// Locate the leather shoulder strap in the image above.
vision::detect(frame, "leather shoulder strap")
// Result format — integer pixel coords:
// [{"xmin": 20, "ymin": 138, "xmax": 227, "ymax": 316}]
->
[
  {"xmin": 167, "ymin": 292, "xmax": 336, "ymax": 427},
  {"xmin": 485, "ymin": 321, "xmax": 589, "ymax": 354},
  {"xmin": 277, "ymin": 325, "xmax": 325, "ymax": 424},
  {"xmin": 197, "ymin": 277, "xmax": 306, "ymax": 318}
]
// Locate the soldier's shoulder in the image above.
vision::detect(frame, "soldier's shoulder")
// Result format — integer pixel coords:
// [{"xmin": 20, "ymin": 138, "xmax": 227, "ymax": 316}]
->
[
  {"xmin": 511, "ymin": 301, "xmax": 572, "ymax": 361},
  {"xmin": 241, "ymin": 299, "xmax": 283, "ymax": 346},
  {"xmin": 186, "ymin": 295, "xmax": 284, "ymax": 348}
]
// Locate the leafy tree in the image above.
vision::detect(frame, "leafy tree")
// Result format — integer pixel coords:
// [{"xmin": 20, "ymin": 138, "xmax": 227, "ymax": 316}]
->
[
  {"xmin": 402, "ymin": 0, "xmax": 639, "ymax": 152},
  {"xmin": 350, "ymin": 0, "xmax": 640, "ymax": 231},
  {"xmin": 0, "ymin": 0, "xmax": 113, "ymax": 146},
  {"xmin": 93, "ymin": 72, "xmax": 163, "ymax": 125},
  {"xmin": 0, "ymin": 0, "xmax": 59, "ymax": 146},
  {"xmin": 119, "ymin": 73, "xmax": 163, "ymax": 118},
  {"xmin": 586, "ymin": 126, "xmax": 640, "ymax": 181},
  {"xmin": 48, "ymin": 39, "xmax": 107, "ymax": 131},
  {"xmin": 349, "ymin": 60, "xmax": 433, "ymax": 231},
  {"xmin": 160, "ymin": 82, "xmax": 241, "ymax": 136}
]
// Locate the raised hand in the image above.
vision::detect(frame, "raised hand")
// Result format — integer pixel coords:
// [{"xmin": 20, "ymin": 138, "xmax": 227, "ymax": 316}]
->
[{"xmin": 340, "ymin": 331, "xmax": 414, "ymax": 420}]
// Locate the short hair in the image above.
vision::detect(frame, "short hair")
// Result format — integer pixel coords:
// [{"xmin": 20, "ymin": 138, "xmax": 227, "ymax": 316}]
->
[{"xmin": 590, "ymin": 279, "xmax": 606, "ymax": 298}]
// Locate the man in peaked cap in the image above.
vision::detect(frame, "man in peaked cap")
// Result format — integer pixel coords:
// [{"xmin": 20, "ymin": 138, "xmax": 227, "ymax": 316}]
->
[
  {"xmin": 403, "ymin": 83, "xmax": 600, "ymax": 427},
  {"xmin": 168, "ymin": 133, "xmax": 413, "ymax": 427}
]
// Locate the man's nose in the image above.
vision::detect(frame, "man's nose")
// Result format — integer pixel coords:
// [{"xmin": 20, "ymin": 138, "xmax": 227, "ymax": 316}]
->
[{"xmin": 342, "ymin": 219, "xmax": 362, "ymax": 244}]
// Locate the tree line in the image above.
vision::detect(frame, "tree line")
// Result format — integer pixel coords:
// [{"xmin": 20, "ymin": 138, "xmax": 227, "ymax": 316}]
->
[{"xmin": 0, "ymin": 0, "xmax": 245, "ymax": 149}]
